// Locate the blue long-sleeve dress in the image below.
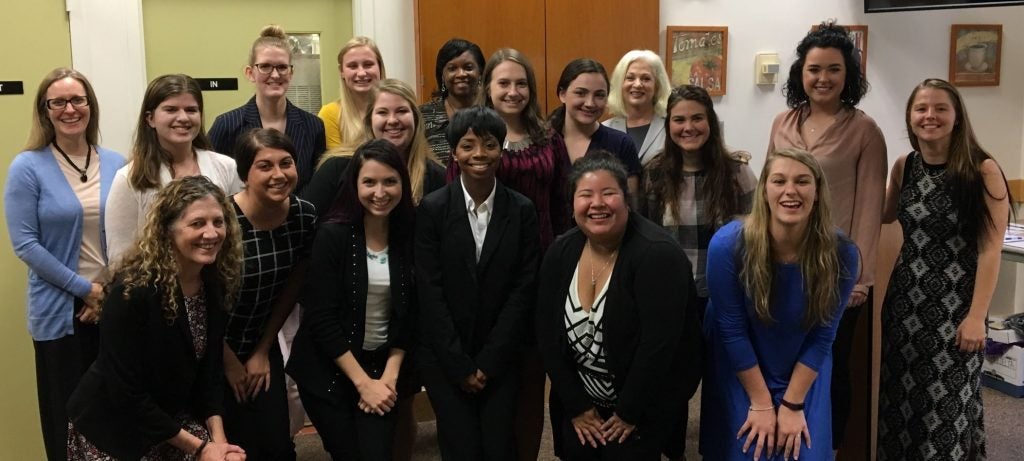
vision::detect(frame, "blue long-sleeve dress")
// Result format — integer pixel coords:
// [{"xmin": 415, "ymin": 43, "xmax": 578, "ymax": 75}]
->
[{"xmin": 701, "ymin": 220, "xmax": 858, "ymax": 460}]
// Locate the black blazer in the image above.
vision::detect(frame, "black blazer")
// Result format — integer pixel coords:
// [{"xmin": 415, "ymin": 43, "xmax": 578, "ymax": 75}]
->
[
  {"xmin": 536, "ymin": 212, "xmax": 701, "ymax": 431},
  {"xmin": 415, "ymin": 181, "xmax": 540, "ymax": 385},
  {"xmin": 286, "ymin": 222, "xmax": 416, "ymax": 403},
  {"xmin": 207, "ymin": 97, "xmax": 327, "ymax": 192},
  {"xmin": 301, "ymin": 155, "xmax": 447, "ymax": 220},
  {"xmin": 67, "ymin": 276, "xmax": 226, "ymax": 460}
]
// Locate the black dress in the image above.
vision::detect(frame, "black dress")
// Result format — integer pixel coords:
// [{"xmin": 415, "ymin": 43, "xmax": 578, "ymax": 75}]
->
[{"xmin": 878, "ymin": 152, "xmax": 986, "ymax": 460}]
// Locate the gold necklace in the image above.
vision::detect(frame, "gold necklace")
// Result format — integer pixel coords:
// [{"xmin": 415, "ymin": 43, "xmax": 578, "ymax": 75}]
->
[{"xmin": 588, "ymin": 241, "xmax": 618, "ymax": 290}]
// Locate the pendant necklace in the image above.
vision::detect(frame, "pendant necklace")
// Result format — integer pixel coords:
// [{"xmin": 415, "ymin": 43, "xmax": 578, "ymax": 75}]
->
[
  {"xmin": 53, "ymin": 140, "xmax": 90, "ymax": 183},
  {"xmin": 588, "ymin": 241, "xmax": 618, "ymax": 291}
]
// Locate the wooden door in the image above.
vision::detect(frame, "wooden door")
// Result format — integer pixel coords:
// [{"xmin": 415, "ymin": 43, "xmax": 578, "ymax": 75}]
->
[
  {"xmin": 414, "ymin": 0, "xmax": 547, "ymax": 105},
  {"xmin": 543, "ymin": 0, "xmax": 659, "ymax": 114},
  {"xmin": 414, "ymin": 0, "xmax": 659, "ymax": 114}
]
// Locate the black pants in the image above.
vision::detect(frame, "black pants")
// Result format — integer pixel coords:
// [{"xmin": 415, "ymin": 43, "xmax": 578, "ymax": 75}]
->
[
  {"xmin": 662, "ymin": 295, "xmax": 707, "ymax": 459},
  {"xmin": 831, "ymin": 298, "xmax": 867, "ymax": 449},
  {"xmin": 299, "ymin": 347, "xmax": 396, "ymax": 461},
  {"xmin": 421, "ymin": 363, "xmax": 519, "ymax": 461},
  {"xmin": 222, "ymin": 343, "xmax": 295, "ymax": 461},
  {"xmin": 35, "ymin": 301, "xmax": 98, "ymax": 461},
  {"xmin": 559, "ymin": 406, "xmax": 660, "ymax": 461}
]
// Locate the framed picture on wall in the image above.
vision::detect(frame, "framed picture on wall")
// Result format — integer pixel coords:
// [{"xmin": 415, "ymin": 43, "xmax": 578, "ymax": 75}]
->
[
  {"xmin": 866, "ymin": 0, "xmax": 1024, "ymax": 13},
  {"xmin": 665, "ymin": 26, "xmax": 728, "ymax": 96},
  {"xmin": 812, "ymin": 24, "xmax": 868, "ymax": 76},
  {"xmin": 949, "ymin": 24, "xmax": 1002, "ymax": 86}
]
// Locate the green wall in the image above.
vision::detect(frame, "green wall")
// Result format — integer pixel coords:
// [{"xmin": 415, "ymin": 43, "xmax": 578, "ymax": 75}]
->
[
  {"xmin": 0, "ymin": 1, "xmax": 72, "ymax": 458},
  {"xmin": 142, "ymin": 0, "xmax": 353, "ymax": 131},
  {"xmin": 0, "ymin": 1, "xmax": 352, "ymax": 457}
]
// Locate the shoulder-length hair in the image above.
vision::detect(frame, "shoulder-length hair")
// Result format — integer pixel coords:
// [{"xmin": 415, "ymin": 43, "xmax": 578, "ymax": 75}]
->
[
  {"xmin": 480, "ymin": 48, "xmax": 550, "ymax": 147},
  {"xmin": 249, "ymin": 24, "xmax": 291, "ymax": 66},
  {"xmin": 335, "ymin": 36, "xmax": 387, "ymax": 148},
  {"xmin": 607, "ymin": 50, "xmax": 671, "ymax": 119},
  {"xmin": 906, "ymin": 78, "xmax": 1013, "ymax": 249},
  {"xmin": 129, "ymin": 74, "xmax": 212, "ymax": 190},
  {"xmin": 742, "ymin": 148, "xmax": 843, "ymax": 328},
  {"xmin": 115, "ymin": 175, "xmax": 242, "ymax": 323},
  {"xmin": 327, "ymin": 139, "xmax": 415, "ymax": 238},
  {"xmin": 362, "ymin": 79, "xmax": 440, "ymax": 204},
  {"xmin": 433, "ymin": 38, "xmax": 485, "ymax": 99},
  {"xmin": 783, "ymin": 21, "xmax": 868, "ymax": 109},
  {"xmin": 26, "ymin": 67, "xmax": 101, "ymax": 150},
  {"xmin": 646, "ymin": 85, "xmax": 746, "ymax": 227},
  {"xmin": 548, "ymin": 58, "xmax": 608, "ymax": 136}
]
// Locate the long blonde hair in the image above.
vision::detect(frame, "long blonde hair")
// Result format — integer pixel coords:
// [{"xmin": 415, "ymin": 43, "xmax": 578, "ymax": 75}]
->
[
  {"xmin": 115, "ymin": 176, "xmax": 242, "ymax": 323},
  {"xmin": 741, "ymin": 148, "xmax": 844, "ymax": 328},
  {"xmin": 335, "ymin": 36, "xmax": 386, "ymax": 148},
  {"xmin": 364, "ymin": 79, "xmax": 439, "ymax": 204},
  {"xmin": 26, "ymin": 67, "xmax": 101, "ymax": 150}
]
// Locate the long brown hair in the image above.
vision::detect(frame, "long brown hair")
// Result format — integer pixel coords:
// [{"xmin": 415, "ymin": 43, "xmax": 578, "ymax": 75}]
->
[
  {"xmin": 115, "ymin": 176, "xmax": 242, "ymax": 323},
  {"xmin": 645, "ymin": 85, "xmax": 746, "ymax": 227},
  {"xmin": 741, "ymin": 148, "xmax": 845, "ymax": 328},
  {"xmin": 128, "ymin": 74, "xmax": 212, "ymax": 190},
  {"xmin": 905, "ymin": 78, "xmax": 1013, "ymax": 249},
  {"xmin": 480, "ymin": 48, "xmax": 550, "ymax": 147}
]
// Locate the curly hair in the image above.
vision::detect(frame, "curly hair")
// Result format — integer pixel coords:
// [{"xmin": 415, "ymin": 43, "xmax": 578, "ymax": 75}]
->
[
  {"xmin": 741, "ymin": 148, "xmax": 847, "ymax": 328},
  {"xmin": 607, "ymin": 50, "xmax": 671, "ymax": 119},
  {"xmin": 115, "ymin": 176, "xmax": 242, "ymax": 323},
  {"xmin": 783, "ymin": 20, "xmax": 868, "ymax": 109}
]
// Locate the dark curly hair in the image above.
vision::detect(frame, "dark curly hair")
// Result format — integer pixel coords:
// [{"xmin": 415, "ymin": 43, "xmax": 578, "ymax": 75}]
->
[{"xmin": 783, "ymin": 21, "xmax": 868, "ymax": 109}]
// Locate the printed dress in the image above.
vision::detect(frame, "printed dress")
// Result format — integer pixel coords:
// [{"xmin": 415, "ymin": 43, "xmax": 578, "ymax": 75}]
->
[{"xmin": 878, "ymin": 152, "xmax": 986, "ymax": 460}]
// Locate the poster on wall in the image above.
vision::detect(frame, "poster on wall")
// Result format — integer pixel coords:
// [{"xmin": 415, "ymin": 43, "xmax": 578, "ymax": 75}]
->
[
  {"xmin": 866, "ymin": 0, "xmax": 1024, "ymax": 13},
  {"xmin": 949, "ymin": 24, "xmax": 1002, "ymax": 86},
  {"xmin": 811, "ymin": 24, "xmax": 868, "ymax": 76},
  {"xmin": 665, "ymin": 26, "xmax": 728, "ymax": 96}
]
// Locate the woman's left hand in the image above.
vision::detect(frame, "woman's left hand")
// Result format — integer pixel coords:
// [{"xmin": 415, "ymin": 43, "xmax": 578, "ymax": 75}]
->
[
  {"xmin": 243, "ymin": 351, "xmax": 271, "ymax": 399},
  {"xmin": 955, "ymin": 315, "xmax": 987, "ymax": 353},
  {"xmin": 775, "ymin": 406, "xmax": 811, "ymax": 460},
  {"xmin": 599, "ymin": 413, "xmax": 635, "ymax": 444}
]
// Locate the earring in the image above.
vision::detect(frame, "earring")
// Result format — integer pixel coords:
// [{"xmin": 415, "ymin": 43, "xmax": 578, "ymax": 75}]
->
[{"xmin": 440, "ymin": 83, "xmax": 447, "ymax": 95}]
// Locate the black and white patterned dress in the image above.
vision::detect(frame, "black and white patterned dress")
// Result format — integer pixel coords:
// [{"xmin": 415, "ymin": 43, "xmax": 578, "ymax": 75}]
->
[
  {"xmin": 564, "ymin": 264, "xmax": 617, "ymax": 408},
  {"xmin": 878, "ymin": 152, "xmax": 986, "ymax": 460}
]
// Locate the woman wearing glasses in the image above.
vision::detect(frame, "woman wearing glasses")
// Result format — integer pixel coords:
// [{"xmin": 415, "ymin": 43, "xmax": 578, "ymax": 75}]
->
[
  {"xmin": 209, "ymin": 25, "xmax": 326, "ymax": 194},
  {"xmin": 4, "ymin": 67, "xmax": 126, "ymax": 460}
]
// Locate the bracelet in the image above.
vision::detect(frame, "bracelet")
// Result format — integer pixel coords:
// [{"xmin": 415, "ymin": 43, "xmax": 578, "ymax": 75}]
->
[
  {"xmin": 194, "ymin": 439, "xmax": 209, "ymax": 457},
  {"xmin": 780, "ymin": 398, "xmax": 805, "ymax": 411},
  {"xmin": 748, "ymin": 405, "xmax": 775, "ymax": 412}
]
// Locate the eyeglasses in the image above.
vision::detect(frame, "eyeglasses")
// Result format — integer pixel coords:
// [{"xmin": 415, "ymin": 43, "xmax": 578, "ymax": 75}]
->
[
  {"xmin": 253, "ymin": 63, "xmax": 293, "ymax": 75},
  {"xmin": 46, "ymin": 96, "xmax": 89, "ymax": 110}
]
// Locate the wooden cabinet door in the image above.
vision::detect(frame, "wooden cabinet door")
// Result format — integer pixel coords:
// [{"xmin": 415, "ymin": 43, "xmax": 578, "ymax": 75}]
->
[
  {"xmin": 414, "ymin": 0, "xmax": 658, "ymax": 114},
  {"xmin": 543, "ymin": 0, "xmax": 659, "ymax": 113},
  {"xmin": 414, "ymin": 0, "xmax": 547, "ymax": 105}
]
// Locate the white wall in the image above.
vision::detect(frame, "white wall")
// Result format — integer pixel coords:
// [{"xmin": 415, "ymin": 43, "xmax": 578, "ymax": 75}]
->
[
  {"xmin": 660, "ymin": 1, "xmax": 1024, "ymax": 178},
  {"xmin": 353, "ymin": 0, "xmax": 417, "ymax": 91}
]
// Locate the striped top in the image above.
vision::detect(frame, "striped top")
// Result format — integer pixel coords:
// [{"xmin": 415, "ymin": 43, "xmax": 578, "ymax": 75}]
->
[{"xmin": 565, "ymin": 263, "xmax": 617, "ymax": 408}]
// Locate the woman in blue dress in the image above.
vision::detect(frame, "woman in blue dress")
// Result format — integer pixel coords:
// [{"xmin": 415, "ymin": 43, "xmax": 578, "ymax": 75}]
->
[{"xmin": 703, "ymin": 148, "xmax": 858, "ymax": 461}]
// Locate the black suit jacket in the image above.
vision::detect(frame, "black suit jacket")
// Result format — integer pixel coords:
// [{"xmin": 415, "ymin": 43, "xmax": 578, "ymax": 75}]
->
[
  {"xmin": 286, "ymin": 222, "xmax": 416, "ymax": 403},
  {"xmin": 415, "ymin": 180, "xmax": 540, "ymax": 385},
  {"xmin": 67, "ymin": 276, "xmax": 226, "ymax": 460},
  {"xmin": 536, "ymin": 212, "xmax": 702, "ymax": 433}
]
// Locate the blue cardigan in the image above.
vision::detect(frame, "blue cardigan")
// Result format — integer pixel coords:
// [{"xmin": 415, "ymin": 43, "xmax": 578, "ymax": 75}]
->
[{"xmin": 4, "ymin": 146, "xmax": 125, "ymax": 341}]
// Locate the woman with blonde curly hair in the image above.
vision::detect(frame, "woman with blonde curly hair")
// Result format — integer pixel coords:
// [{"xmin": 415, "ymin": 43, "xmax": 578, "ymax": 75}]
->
[
  {"xmin": 67, "ymin": 176, "xmax": 247, "ymax": 461},
  {"xmin": 702, "ymin": 148, "xmax": 858, "ymax": 461}
]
